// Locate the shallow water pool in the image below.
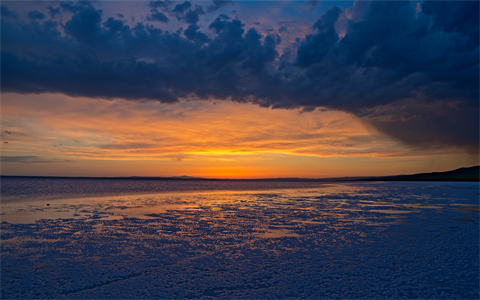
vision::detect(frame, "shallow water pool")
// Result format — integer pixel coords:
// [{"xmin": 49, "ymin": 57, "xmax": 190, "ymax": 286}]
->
[{"xmin": 1, "ymin": 181, "xmax": 479, "ymax": 298}]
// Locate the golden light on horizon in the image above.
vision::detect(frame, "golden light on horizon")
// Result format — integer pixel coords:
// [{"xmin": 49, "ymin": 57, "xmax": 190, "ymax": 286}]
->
[{"xmin": 1, "ymin": 93, "xmax": 476, "ymax": 178}]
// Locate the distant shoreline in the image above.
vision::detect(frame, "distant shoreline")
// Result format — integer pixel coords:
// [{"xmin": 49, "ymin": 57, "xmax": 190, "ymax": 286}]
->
[{"xmin": 1, "ymin": 165, "xmax": 478, "ymax": 182}]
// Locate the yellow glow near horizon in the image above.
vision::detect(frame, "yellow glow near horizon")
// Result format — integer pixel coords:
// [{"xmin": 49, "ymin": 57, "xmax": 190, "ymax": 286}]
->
[{"xmin": 1, "ymin": 93, "xmax": 476, "ymax": 178}]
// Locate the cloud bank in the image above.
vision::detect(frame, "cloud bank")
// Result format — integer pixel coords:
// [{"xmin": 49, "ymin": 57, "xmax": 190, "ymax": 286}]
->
[
  {"xmin": 0, "ymin": 156, "xmax": 71, "ymax": 163},
  {"xmin": 1, "ymin": 1, "xmax": 478, "ymax": 153}
]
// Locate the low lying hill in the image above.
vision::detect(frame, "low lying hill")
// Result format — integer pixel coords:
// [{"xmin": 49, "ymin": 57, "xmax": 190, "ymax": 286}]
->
[
  {"xmin": 363, "ymin": 166, "xmax": 479, "ymax": 182},
  {"xmin": 3, "ymin": 166, "xmax": 479, "ymax": 182}
]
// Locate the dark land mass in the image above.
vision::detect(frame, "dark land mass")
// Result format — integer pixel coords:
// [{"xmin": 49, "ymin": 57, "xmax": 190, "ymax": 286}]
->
[
  {"xmin": 2, "ymin": 166, "xmax": 478, "ymax": 182},
  {"xmin": 360, "ymin": 165, "xmax": 479, "ymax": 182}
]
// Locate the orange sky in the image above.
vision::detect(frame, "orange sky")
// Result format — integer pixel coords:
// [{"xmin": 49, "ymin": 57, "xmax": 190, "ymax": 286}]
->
[
  {"xmin": 1, "ymin": 93, "xmax": 476, "ymax": 178},
  {"xmin": 1, "ymin": 1, "xmax": 478, "ymax": 178}
]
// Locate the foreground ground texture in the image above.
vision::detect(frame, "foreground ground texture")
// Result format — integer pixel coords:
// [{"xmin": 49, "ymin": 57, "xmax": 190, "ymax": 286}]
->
[{"xmin": 1, "ymin": 182, "xmax": 479, "ymax": 299}]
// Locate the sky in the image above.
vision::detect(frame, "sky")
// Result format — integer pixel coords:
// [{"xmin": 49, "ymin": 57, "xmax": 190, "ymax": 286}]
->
[{"xmin": 1, "ymin": 0, "xmax": 479, "ymax": 178}]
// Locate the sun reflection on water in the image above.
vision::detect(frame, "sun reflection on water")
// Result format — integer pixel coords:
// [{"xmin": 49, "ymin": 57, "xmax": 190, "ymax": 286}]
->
[{"xmin": 1, "ymin": 182, "xmax": 479, "ymax": 299}]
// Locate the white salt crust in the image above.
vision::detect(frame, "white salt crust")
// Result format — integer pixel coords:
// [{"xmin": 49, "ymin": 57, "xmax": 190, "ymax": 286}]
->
[{"xmin": 1, "ymin": 182, "xmax": 479, "ymax": 299}]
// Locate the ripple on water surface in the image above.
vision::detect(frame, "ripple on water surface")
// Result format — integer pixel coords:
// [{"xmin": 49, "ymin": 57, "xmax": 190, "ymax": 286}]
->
[{"xmin": 1, "ymin": 181, "xmax": 479, "ymax": 299}]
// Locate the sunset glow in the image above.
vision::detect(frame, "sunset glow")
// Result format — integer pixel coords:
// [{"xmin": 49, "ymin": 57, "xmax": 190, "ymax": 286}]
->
[
  {"xmin": 1, "ymin": 92, "xmax": 475, "ymax": 178},
  {"xmin": 1, "ymin": 2, "xmax": 479, "ymax": 296},
  {"xmin": 1, "ymin": 1, "xmax": 478, "ymax": 178}
]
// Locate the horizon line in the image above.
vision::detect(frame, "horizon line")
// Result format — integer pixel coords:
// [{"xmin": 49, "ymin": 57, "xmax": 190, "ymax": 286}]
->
[{"xmin": 1, "ymin": 165, "xmax": 478, "ymax": 182}]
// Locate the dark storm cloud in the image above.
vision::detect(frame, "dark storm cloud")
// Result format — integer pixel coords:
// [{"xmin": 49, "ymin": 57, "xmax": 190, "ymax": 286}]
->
[
  {"xmin": 364, "ymin": 100, "xmax": 480, "ymax": 154},
  {"xmin": 28, "ymin": 10, "xmax": 46, "ymax": 20},
  {"xmin": 1, "ymin": 1, "xmax": 478, "ymax": 153},
  {"xmin": 1, "ymin": 5, "xmax": 18, "ymax": 18},
  {"xmin": 149, "ymin": 1, "xmax": 171, "ymax": 11},
  {"xmin": 63, "ymin": 6, "xmax": 103, "ymax": 45},
  {"xmin": 183, "ymin": 24, "xmax": 209, "ymax": 43},
  {"xmin": 148, "ymin": 9, "xmax": 169, "ymax": 23},
  {"xmin": 147, "ymin": 0, "xmax": 206, "ymax": 25},
  {"xmin": 171, "ymin": 2, "xmax": 204, "ymax": 25},
  {"xmin": 48, "ymin": 6, "xmax": 61, "ymax": 18},
  {"xmin": 206, "ymin": 0, "xmax": 235, "ymax": 13},
  {"xmin": 59, "ymin": 1, "xmax": 94, "ymax": 13},
  {"xmin": 171, "ymin": 1, "xmax": 192, "ymax": 21},
  {"xmin": 296, "ymin": 5, "xmax": 342, "ymax": 67},
  {"xmin": 184, "ymin": 9, "xmax": 202, "ymax": 25},
  {"xmin": 171, "ymin": 1, "xmax": 191, "ymax": 14}
]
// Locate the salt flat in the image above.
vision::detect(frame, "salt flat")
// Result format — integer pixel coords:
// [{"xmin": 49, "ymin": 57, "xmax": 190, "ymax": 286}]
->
[{"xmin": 1, "ymin": 181, "xmax": 479, "ymax": 299}]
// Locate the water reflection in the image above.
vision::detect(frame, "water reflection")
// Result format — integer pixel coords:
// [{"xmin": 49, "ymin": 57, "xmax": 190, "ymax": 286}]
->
[
  {"xmin": 2, "ymin": 182, "xmax": 478, "ymax": 232},
  {"xmin": 1, "ymin": 182, "xmax": 479, "ymax": 299}
]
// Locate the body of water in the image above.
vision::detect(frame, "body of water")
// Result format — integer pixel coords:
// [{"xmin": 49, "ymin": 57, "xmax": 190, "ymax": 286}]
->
[
  {"xmin": 1, "ymin": 178, "xmax": 479, "ymax": 298},
  {"xmin": 1, "ymin": 177, "xmax": 330, "ymax": 202}
]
